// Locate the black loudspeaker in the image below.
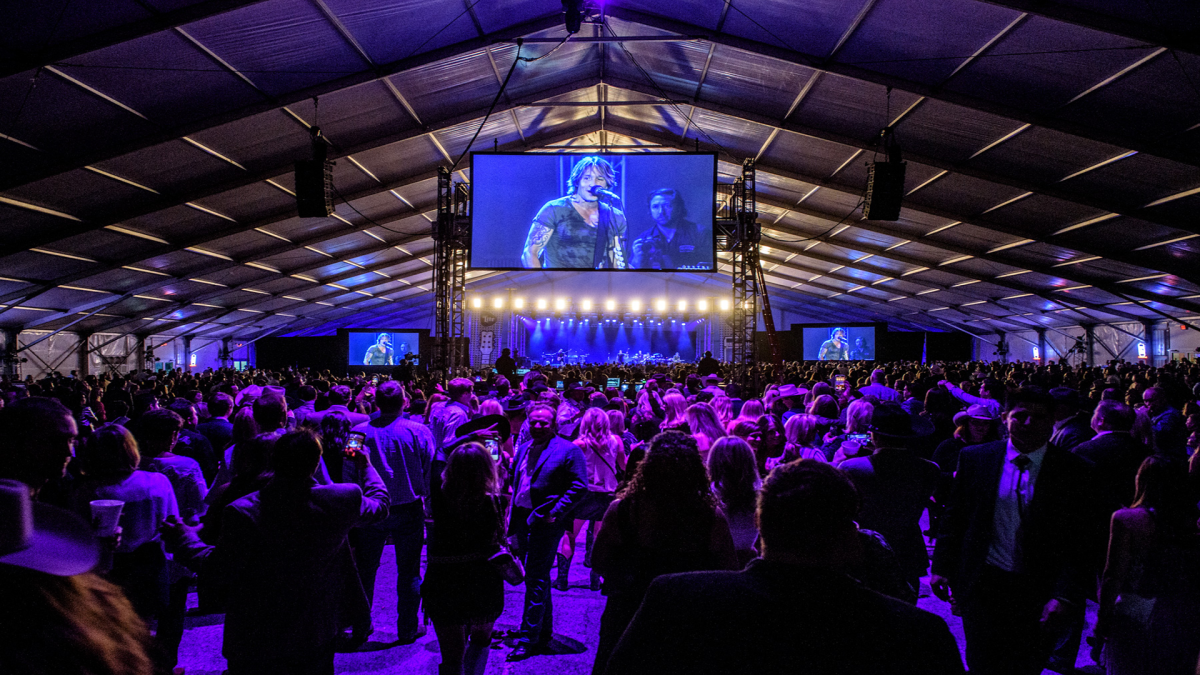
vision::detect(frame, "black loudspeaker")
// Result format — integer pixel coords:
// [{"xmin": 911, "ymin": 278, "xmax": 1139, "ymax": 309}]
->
[
  {"xmin": 863, "ymin": 161, "xmax": 906, "ymax": 221},
  {"xmin": 295, "ymin": 159, "xmax": 333, "ymax": 218}
]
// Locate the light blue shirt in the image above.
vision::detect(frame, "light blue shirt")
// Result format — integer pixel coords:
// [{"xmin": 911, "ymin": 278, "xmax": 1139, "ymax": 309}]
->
[{"xmin": 986, "ymin": 441, "xmax": 1046, "ymax": 572}]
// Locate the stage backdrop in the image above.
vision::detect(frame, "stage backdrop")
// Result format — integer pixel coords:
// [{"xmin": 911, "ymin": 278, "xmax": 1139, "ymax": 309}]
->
[{"xmin": 523, "ymin": 317, "xmax": 699, "ymax": 364}]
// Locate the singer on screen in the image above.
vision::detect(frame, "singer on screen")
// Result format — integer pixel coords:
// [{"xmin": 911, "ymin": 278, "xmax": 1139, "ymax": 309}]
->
[
  {"xmin": 521, "ymin": 156, "xmax": 628, "ymax": 269},
  {"xmin": 363, "ymin": 332, "xmax": 394, "ymax": 365},
  {"xmin": 817, "ymin": 327, "xmax": 850, "ymax": 361}
]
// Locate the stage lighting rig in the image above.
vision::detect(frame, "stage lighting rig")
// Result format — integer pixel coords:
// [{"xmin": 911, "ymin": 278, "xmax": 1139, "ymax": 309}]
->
[{"xmin": 562, "ymin": 0, "xmax": 588, "ymax": 34}]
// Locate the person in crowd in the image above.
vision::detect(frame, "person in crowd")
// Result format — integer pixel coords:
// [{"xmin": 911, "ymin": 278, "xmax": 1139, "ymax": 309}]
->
[
  {"xmin": 137, "ymin": 409, "xmax": 207, "ymax": 524},
  {"xmin": 748, "ymin": 414, "xmax": 785, "ymax": 475},
  {"xmin": 308, "ymin": 385, "xmax": 371, "ymax": 428},
  {"xmin": 840, "ymin": 403, "xmax": 940, "ymax": 594},
  {"xmin": 430, "ymin": 378, "xmax": 476, "ymax": 462},
  {"xmin": 1142, "ymin": 386, "xmax": 1187, "ymax": 458},
  {"xmin": 706, "ymin": 436, "xmax": 761, "ymax": 566},
  {"xmin": 591, "ymin": 431, "xmax": 739, "ymax": 674},
  {"xmin": 506, "ymin": 404, "xmax": 588, "ymax": 660},
  {"xmin": 167, "ymin": 398, "xmax": 217, "ymax": 485},
  {"xmin": 734, "ymin": 398, "xmax": 764, "ymax": 425},
  {"xmin": 200, "ymin": 433, "xmax": 276, "ymax": 547},
  {"xmin": 922, "ymin": 387, "xmax": 961, "ymax": 449},
  {"xmin": 940, "ymin": 377, "xmax": 1004, "ymax": 420},
  {"xmin": 684, "ymin": 401, "xmax": 726, "ymax": 460},
  {"xmin": 658, "ymin": 390, "xmax": 689, "ymax": 434},
  {"xmin": 1071, "ymin": 401, "xmax": 1148, "ymax": 513},
  {"xmin": 163, "ymin": 428, "xmax": 389, "ymax": 675},
  {"xmin": 859, "ymin": 368, "xmax": 900, "ymax": 403},
  {"xmin": 1094, "ymin": 455, "xmax": 1200, "ymax": 675},
  {"xmin": 422, "ymin": 443, "xmax": 508, "ymax": 675},
  {"xmin": 780, "ymin": 413, "xmax": 829, "ymax": 465},
  {"xmin": 197, "ymin": 393, "xmax": 234, "ymax": 455},
  {"xmin": 0, "ymin": 479, "xmax": 154, "ymax": 675},
  {"xmin": 557, "ymin": 408, "xmax": 625, "ymax": 592},
  {"xmin": 930, "ymin": 404, "xmax": 1001, "ymax": 537},
  {"xmin": 317, "ymin": 410, "xmax": 353, "ymax": 483},
  {"xmin": 709, "ymin": 395, "xmax": 733, "ymax": 427},
  {"xmin": 603, "ymin": 460, "xmax": 964, "ymax": 675},
  {"xmin": 0, "ymin": 396, "xmax": 79, "ymax": 498},
  {"xmin": 67, "ymin": 424, "xmax": 182, "ymax": 670},
  {"xmin": 826, "ymin": 399, "xmax": 875, "ymax": 464},
  {"xmin": 352, "ymin": 381, "xmax": 435, "ymax": 644},
  {"xmin": 931, "ymin": 388, "xmax": 1103, "ymax": 675},
  {"xmin": 1049, "ymin": 387, "xmax": 1095, "ymax": 452}
]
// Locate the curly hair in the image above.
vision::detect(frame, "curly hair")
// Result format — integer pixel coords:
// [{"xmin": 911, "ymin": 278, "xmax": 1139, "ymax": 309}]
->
[{"xmin": 618, "ymin": 431, "xmax": 715, "ymax": 548}]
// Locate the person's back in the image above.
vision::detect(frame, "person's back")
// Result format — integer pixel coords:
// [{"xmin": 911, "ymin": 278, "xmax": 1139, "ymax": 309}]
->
[{"xmin": 604, "ymin": 460, "xmax": 961, "ymax": 675}]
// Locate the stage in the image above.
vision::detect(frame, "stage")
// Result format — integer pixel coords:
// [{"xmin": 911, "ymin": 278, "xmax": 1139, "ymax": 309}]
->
[{"xmin": 521, "ymin": 315, "xmax": 707, "ymax": 366}]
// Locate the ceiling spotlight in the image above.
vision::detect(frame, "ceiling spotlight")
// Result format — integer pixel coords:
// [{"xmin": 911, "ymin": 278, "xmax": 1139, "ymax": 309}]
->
[
  {"xmin": 655, "ymin": 299, "xmax": 667, "ymax": 312},
  {"xmin": 492, "ymin": 297, "xmax": 503, "ymax": 309},
  {"xmin": 513, "ymin": 297, "xmax": 525, "ymax": 309},
  {"xmin": 555, "ymin": 298, "xmax": 567, "ymax": 311},
  {"xmin": 471, "ymin": 297, "xmax": 483, "ymax": 308},
  {"xmin": 630, "ymin": 299, "xmax": 642, "ymax": 312},
  {"xmin": 605, "ymin": 299, "xmax": 616, "ymax": 311},
  {"xmin": 581, "ymin": 299, "xmax": 593, "ymax": 311},
  {"xmin": 697, "ymin": 299, "xmax": 708, "ymax": 312},
  {"xmin": 536, "ymin": 298, "xmax": 548, "ymax": 310},
  {"xmin": 562, "ymin": 0, "xmax": 585, "ymax": 34},
  {"xmin": 719, "ymin": 298, "xmax": 731, "ymax": 311},
  {"xmin": 677, "ymin": 300, "xmax": 687, "ymax": 312}
]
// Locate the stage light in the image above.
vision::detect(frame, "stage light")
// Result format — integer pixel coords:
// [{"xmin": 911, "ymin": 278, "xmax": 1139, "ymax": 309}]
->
[
  {"xmin": 471, "ymin": 297, "xmax": 483, "ymax": 309},
  {"xmin": 536, "ymin": 298, "xmax": 548, "ymax": 310},
  {"xmin": 630, "ymin": 299, "xmax": 642, "ymax": 312},
  {"xmin": 555, "ymin": 298, "xmax": 567, "ymax": 311},
  {"xmin": 581, "ymin": 299, "xmax": 593, "ymax": 311},
  {"xmin": 514, "ymin": 298, "xmax": 525, "ymax": 309},
  {"xmin": 698, "ymin": 299, "xmax": 708, "ymax": 312},
  {"xmin": 677, "ymin": 300, "xmax": 687, "ymax": 312},
  {"xmin": 655, "ymin": 299, "xmax": 667, "ymax": 312},
  {"xmin": 605, "ymin": 299, "xmax": 616, "ymax": 311},
  {"xmin": 492, "ymin": 297, "xmax": 503, "ymax": 309},
  {"xmin": 719, "ymin": 299, "xmax": 731, "ymax": 311}
]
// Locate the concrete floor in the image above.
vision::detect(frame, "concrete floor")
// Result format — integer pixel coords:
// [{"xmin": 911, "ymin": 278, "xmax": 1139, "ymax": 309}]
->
[{"xmin": 176, "ymin": 533, "xmax": 1102, "ymax": 675}]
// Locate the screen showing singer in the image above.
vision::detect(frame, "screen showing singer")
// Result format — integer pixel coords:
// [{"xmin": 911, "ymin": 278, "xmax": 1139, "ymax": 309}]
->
[{"xmin": 470, "ymin": 153, "xmax": 716, "ymax": 271}]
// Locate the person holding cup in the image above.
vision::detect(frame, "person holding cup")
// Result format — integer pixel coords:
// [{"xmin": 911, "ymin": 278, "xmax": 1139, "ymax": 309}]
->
[{"xmin": 68, "ymin": 423, "xmax": 182, "ymax": 673}]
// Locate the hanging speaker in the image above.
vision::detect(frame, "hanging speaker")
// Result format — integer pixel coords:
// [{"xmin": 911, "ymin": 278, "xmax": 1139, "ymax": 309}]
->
[
  {"xmin": 295, "ymin": 159, "xmax": 333, "ymax": 218},
  {"xmin": 863, "ymin": 161, "xmax": 906, "ymax": 221}
]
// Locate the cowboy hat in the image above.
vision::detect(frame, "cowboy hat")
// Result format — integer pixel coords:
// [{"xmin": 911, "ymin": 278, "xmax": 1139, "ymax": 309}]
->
[{"xmin": 0, "ymin": 480, "xmax": 99, "ymax": 577}]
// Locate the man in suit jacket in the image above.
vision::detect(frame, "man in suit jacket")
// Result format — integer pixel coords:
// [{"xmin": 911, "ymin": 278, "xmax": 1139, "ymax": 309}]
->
[
  {"xmin": 1049, "ymin": 387, "xmax": 1094, "ymax": 452},
  {"xmin": 507, "ymin": 403, "xmax": 588, "ymax": 660},
  {"xmin": 931, "ymin": 388, "xmax": 1102, "ymax": 675},
  {"xmin": 1071, "ymin": 400, "xmax": 1147, "ymax": 513},
  {"xmin": 165, "ymin": 428, "xmax": 389, "ymax": 675},
  {"xmin": 604, "ymin": 460, "xmax": 963, "ymax": 675}
]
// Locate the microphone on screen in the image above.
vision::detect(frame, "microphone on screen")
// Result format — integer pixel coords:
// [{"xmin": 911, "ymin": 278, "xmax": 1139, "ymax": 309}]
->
[{"xmin": 592, "ymin": 188, "xmax": 620, "ymax": 201}]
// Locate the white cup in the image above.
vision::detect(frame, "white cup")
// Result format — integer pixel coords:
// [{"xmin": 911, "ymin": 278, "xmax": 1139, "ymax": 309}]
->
[{"xmin": 89, "ymin": 500, "xmax": 124, "ymax": 537}]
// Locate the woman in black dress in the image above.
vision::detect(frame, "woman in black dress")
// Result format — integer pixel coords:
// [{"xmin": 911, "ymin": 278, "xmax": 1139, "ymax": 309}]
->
[{"xmin": 422, "ymin": 443, "xmax": 506, "ymax": 675}]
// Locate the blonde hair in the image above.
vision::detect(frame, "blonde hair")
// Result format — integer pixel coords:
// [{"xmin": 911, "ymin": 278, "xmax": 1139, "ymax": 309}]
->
[{"xmin": 661, "ymin": 391, "xmax": 687, "ymax": 426}]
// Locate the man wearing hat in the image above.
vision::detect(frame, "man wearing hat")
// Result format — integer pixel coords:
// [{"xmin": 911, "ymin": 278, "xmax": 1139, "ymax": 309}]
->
[
  {"xmin": 774, "ymin": 384, "xmax": 809, "ymax": 421},
  {"xmin": 840, "ymin": 402, "xmax": 940, "ymax": 594}
]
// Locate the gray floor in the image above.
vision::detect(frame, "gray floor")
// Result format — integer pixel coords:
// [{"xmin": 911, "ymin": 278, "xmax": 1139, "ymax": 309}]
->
[{"xmin": 176, "ymin": 533, "xmax": 1102, "ymax": 674}]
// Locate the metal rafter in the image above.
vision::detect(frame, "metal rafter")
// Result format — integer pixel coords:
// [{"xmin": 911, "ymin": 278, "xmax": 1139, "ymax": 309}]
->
[{"xmin": 972, "ymin": 0, "xmax": 1200, "ymax": 56}]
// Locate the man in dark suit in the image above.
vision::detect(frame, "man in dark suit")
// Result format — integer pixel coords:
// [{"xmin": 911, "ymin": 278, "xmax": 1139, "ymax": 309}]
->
[
  {"xmin": 604, "ymin": 460, "xmax": 964, "ymax": 675},
  {"xmin": 931, "ymin": 388, "xmax": 1102, "ymax": 675},
  {"xmin": 1049, "ymin": 387, "xmax": 1094, "ymax": 451},
  {"xmin": 1071, "ymin": 400, "xmax": 1147, "ymax": 513},
  {"xmin": 507, "ymin": 403, "xmax": 588, "ymax": 660}
]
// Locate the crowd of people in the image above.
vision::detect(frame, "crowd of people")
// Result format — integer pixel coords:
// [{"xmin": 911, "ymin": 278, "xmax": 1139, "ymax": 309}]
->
[{"xmin": 2, "ymin": 354, "xmax": 1200, "ymax": 675}]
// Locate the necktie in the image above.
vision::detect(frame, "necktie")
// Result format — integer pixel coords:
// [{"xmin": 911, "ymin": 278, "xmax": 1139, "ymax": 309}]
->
[{"xmin": 1012, "ymin": 454, "xmax": 1032, "ymax": 518}]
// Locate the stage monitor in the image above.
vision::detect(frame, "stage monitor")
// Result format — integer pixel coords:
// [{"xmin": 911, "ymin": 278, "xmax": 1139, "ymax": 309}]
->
[
  {"xmin": 470, "ymin": 152, "xmax": 717, "ymax": 271},
  {"xmin": 347, "ymin": 330, "xmax": 420, "ymax": 367},
  {"xmin": 801, "ymin": 324, "xmax": 876, "ymax": 361}
]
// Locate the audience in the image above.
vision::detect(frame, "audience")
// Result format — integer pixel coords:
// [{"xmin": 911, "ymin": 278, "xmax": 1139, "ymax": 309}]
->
[{"xmin": 5, "ymin": 353, "xmax": 1200, "ymax": 675}]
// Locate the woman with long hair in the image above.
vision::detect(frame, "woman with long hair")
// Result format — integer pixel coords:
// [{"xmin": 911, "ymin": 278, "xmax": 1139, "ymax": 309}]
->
[
  {"xmin": 317, "ymin": 410, "xmax": 352, "ymax": 483},
  {"xmin": 826, "ymin": 399, "xmax": 875, "ymax": 464},
  {"xmin": 685, "ymin": 402, "xmax": 727, "ymax": 460},
  {"xmin": 706, "ymin": 436, "xmax": 761, "ymax": 567},
  {"xmin": 1095, "ymin": 455, "xmax": 1200, "ymax": 675},
  {"xmin": 659, "ymin": 391, "xmax": 689, "ymax": 434},
  {"xmin": 748, "ymin": 414, "xmax": 786, "ymax": 476},
  {"xmin": 591, "ymin": 432, "xmax": 738, "ymax": 675},
  {"xmin": 710, "ymin": 395, "xmax": 733, "ymax": 428},
  {"xmin": 556, "ymin": 408, "xmax": 626, "ymax": 592},
  {"xmin": 806, "ymin": 394, "xmax": 841, "ymax": 439},
  {"xmin": 780, "ymin": 413, "xmax": 828, "ymax": 466},
  {"xmin": 422, "ymin": 442, "xmax": 507, "ymax": 675},
  {"xmin": 735, "ymin": 398, "xmax": 765, "ymax": 423}
]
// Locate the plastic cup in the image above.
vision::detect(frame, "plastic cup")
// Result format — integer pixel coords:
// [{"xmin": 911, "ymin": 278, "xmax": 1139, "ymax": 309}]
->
[{"xmin": 89, "ymin": 500, "xmax": 124, "ymax": 537}]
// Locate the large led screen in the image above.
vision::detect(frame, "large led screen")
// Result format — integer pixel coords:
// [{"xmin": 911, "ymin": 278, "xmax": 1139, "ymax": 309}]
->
[
  {"xmin": 470, "ymin": 153, "xmax": 717, "ymax": 271},
  {"xmin": 347, "ymin": 331, "xmax": 420, "ymax": 366},
  {"xmin": 802, "ymin": 325, "xmax": 876, "ymax": 361}
]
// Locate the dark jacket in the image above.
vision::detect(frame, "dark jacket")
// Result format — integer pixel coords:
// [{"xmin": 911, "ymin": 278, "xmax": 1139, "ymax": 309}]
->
[
  {"xmin": 509, "ymin": 436, "xmax": 588, "ymax": 527},
  {"xmin": 931, "ymin": 440, "xmax": 1102, "ymax": 606},
  {"xmin": 1071, "ymin": 432, "xmax": 1147, "ymax": 513},
  {"xmin": 603, "ymin": 560, "xmax": 963, "ymax": 675}
]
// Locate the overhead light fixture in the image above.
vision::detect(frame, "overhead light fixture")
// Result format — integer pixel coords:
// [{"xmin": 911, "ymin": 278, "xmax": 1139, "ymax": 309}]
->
[
  {"xmin": 513, "ymin": 297, "xmax": 525, "ymax": 309},
  {"xmin": 562, "ymin": 0, "xmax": 585, "ymax": 33}
]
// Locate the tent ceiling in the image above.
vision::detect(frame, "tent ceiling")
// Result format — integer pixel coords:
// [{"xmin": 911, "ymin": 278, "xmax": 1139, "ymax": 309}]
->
[{"xmin": 2, "ymin": 0, "xmax": 1199, "ymax": 342}]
